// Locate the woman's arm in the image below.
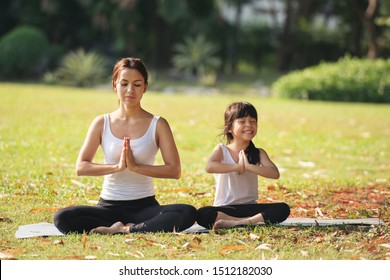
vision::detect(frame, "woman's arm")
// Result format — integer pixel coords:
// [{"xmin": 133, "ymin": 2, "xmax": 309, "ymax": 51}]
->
[
  {"xmin": 125, "ymin": 117, "xmax": 181, "ymax": 179},
  {"xmin": 76, "ymin": 116, "xmax": 126, "ymax": 176},
  {"xmin": 206, "ymin": 144, "xmax": 244, "ymax": 174},
  {"xmin": 243, "ymin": 148, "xmax": 280, "ymax": 179}
]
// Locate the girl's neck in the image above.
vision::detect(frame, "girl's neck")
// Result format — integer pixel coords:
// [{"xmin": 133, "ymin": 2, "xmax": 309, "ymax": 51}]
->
[{"xmin": 227, "ymin": 140, "xmax": 250, "ymax": 151}]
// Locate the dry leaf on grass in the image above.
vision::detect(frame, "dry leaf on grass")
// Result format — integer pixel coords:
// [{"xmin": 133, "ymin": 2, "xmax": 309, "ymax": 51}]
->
[
  {"xmin": 255, "ymin": 244, "xmax": 272, "ymax": 251},
  {"xmin": 182, "ymin": 242, "xmax": 204, "ymax": 250},
  {"xmin": 82, "ymin": 230, "xmax": 87, "ymax": 250},
  {"xmin": 126, "ymin": 251, "xmax": 144, "ymax": 258},
  {"xmin": 0, "ymin": 217, "xmax": 12, "ymax": 222},
  {"xmin": 299, "ymin": 250, "xmax": 309, "ymax": 257},
  {"xmin": 145, "ymin": 240, "xmax": 166, "ymax": 248},
  {"xmin": 0, "ymin": 252, "xmax": 16, "ymax": 260},
  {"xmin": 221, "ymin": 245, "xmax": 248, "ymax": 251},
  {"xmin": 249, "ymin": 233, "xmax": 260, "ymax": 240}
]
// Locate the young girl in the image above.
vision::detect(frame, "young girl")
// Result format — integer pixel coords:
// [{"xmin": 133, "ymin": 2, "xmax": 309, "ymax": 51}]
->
[
  {"xmin": 197, "ymin": 102, "xmax": 290, "ymax": 230},
  {"xmin": 53, "ymin": 57, "xmax": 197, "ymax": 234}
]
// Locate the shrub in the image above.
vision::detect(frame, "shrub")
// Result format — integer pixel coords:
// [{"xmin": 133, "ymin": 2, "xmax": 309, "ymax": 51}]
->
[
  {"xmin": 0, "ymin": 25, "xmax": 49, "ymax": 79},
  {"xmin": 272, "ymin": 57, "xmax": 390, "ymax": 103},
  {"xmin": 55, "ymin": 49, "xmax": 109, "ymax": 87}
]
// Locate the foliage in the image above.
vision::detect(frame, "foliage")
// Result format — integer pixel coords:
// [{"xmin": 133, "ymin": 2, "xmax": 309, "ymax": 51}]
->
[
  {"xmin": 272, "ymin": 57, "xmax": 390, "ymax": 103},
  {"xmin": 53, "ymin": 49, "xmax": 109, "ymax": 87},
  {"xmin": 172, "ymin": 34, "xmax": 221, "ymax": 84},
  {"xmin": 0, "ymin": 25, "xmax": 49, "ymax": 78},
  {"xmin": 0, "ymin": 83, "xmax": 389, "ymax": 260}
]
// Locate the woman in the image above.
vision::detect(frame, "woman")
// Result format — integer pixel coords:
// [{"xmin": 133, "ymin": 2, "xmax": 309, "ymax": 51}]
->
[{"xmin": 53, "ymin": 57, "xmax": 197, "ymax": 234}]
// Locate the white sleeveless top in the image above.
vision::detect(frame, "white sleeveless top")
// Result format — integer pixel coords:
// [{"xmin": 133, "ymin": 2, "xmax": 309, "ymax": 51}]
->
[
  {"xmin": 213, "ymin": 144, "xmax": 259, "ymax": 206},
  {"xmin": 100, "ymin": 114, "xmax": 159, "ymax": 200}
]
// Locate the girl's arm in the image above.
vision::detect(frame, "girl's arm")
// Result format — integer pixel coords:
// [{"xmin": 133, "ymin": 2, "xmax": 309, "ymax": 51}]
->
[
  {"xmin": 126, "ymin": 117, "xmax": 181, "ymax": 179},
  {"xmin": 206, "ymin": 144, "xmax": 244, "ymax": 174},
  {"xmin": 243, "ymin": 148, "xmax": 280, "ymax": 179},
  {"xmin": 76, "ymin": 116, "xmax": 126, "ymax": 176}
]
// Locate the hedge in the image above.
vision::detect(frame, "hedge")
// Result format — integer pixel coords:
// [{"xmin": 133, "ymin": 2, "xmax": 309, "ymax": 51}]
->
[{"xmin": 271, "ymin": 57, "xmax": 390, "ymax": 103}]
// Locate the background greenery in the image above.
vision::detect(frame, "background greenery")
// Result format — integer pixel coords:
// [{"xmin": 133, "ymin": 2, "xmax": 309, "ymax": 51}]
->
[
  {"xmin": 1, "ymin": 1, "xmax": 390, "ymax": 85},
  {"xmin": 0, "ymin": 82, "xmax": 388, "ymax": 260}
]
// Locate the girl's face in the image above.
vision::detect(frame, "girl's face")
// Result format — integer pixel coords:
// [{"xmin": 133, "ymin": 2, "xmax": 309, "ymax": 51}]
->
[
  {"xmin": 230, "ymin": 116, "xmax": 257, "ymax": 142},
  {"xmin": 114, "ymin": 68, "xmax": 147, "ymax": 105}
]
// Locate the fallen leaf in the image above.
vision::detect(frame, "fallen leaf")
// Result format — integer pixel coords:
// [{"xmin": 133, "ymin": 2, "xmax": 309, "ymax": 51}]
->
[
  {"xmin": 255, "ymin": 244, "xmax": 272, "ymax": 251},
  {"xmin": 53, "ymin": 239, "xmax": 64, "ymax": 245},
  {"xmin": 29, "ymin": 207, "xmax": 59, "ymax": 213},
  {"xmin": 0, "ymin": 252, "xmax": 16, "ymax": 260},
  {"xmin": 182, "ymin": 242, "xmax": 204, "ymax": 250},
  {"xmin": 161, "ymin": 187, "xmax": 192, "ymax": 193},
  {"xmin": 221, "ymin": 245, "xmax": 248, "ymax": 251},
  {"xmin": 379, "ymin": 244, "xmax": 390, "ymax": 249},
  {"xmin": 3, "ymin": 249, "xmax": 25, "ymax": 255},
  {"xmin": 145, "ymin": 240, "xmax": 166, "ymax": 248},
  {"xmin": 192, "ymin": 236, "xmax": 202, "ymax": 244},
  {"xmin": 126, "ymin": 251, "xmax": 142, "ymax": 258},
  {"xmin": 85, "ymin": 255, "xmax": 97, "ymax": 260},
  {"xmin": 267, "ymin": 185, "xmax": 276, "ymax": 191},
  {"xmin": 82, "ymin": 230, "xmax": 87, "ymax": 250},
  {"xmin": 249, "ymin": 233, "xmax": 260, "ymax": 240},
  {"xmin": 108, "ymin": 252, "xmax": 120, "ymax": 257},
  {"xmin": 315, "ymin": 207, "xmax": 326, "ymax": 218},
  {"xmin": 300, "ymin": 250, "xmax": 308, "ymax": 257},
  {"xmin": 71, "ymin": 179, "xmax": 85, "ymax": 187},
  {"xmin": 298, "ymin": 161, "xmax": 315, "ymax": 167},
  {"xmin": 0, "ymin": 217, "xmax": 12, "ymax": 222}
]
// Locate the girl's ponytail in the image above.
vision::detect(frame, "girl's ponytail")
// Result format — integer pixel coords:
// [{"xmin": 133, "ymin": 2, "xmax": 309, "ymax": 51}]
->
[{"xmin": 245, "ymin": 141, "xmax": 260, "ymax": 165}]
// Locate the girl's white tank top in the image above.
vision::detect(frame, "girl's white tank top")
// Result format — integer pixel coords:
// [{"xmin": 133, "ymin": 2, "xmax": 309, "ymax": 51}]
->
[
  {"xmin": 100, "ymin": 114, "xmax": 159, "ymax": 200},
  {"xmin": 213, "ymin": 144, "xmax": 259, "ymax": 206}
]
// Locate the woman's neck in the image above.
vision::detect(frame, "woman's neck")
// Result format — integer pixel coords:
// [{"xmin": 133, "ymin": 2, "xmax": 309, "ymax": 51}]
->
[{"xmin": 116, "ymin": 104, "xmax": 144, "ymax": 119}]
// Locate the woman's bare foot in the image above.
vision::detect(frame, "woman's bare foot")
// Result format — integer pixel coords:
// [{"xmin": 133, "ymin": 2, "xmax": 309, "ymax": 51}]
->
[{"xmin": 90, "ymin": 221, "xmax": 133, "ymax": 235}]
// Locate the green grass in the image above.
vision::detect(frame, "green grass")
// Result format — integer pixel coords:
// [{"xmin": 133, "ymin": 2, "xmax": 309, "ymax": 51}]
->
[{"xmin": 0, "ymin": 82, "xmax": 389, "ymax": 260}]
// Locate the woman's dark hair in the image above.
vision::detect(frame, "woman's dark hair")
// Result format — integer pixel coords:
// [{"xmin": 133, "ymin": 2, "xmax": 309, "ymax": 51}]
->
[
  {"xmin": 222, "ymin": 101, "xmax": 260, "ymax": 164},
  {"xmin": 111, "ymin": 57, "xmax": 148, "ymax": 89}
]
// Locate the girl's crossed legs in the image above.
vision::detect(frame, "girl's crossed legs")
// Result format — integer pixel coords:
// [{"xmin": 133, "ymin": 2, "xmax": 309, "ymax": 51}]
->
[{"xmin": 197, "ymin": 202, "xmax": 290, "ymax": 230}]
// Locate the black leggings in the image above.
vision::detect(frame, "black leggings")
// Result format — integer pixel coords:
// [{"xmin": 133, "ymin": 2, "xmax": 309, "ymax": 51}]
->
[
  {"xmin": 197, "ymin": 202, "xmax": 290, "ymax": 229},
  {"xmin": 53, "ymin": 196, "xmax": 198, "ymax": 234}
]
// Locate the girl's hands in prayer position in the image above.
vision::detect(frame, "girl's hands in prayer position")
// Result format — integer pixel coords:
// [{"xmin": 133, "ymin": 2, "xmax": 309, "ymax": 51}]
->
[{"xmin": 237, "ymin": 150, "xmax": 247, "ymax": 175}]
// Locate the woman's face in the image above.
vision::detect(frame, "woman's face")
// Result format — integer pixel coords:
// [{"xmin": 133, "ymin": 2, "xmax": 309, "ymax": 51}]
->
[{"xmin": 114, "ymin": 68, "xmax": 147, "ymax": 105}]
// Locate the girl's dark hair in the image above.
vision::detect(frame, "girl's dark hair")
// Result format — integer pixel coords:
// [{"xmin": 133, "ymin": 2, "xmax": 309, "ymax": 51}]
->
[
  {"xmin": 111, "ymin": 57, "xmax": 148, "ymax": 88},
  {"xmin": 222, "ymin": 102, "xmax": 260, "ymax": 164}
]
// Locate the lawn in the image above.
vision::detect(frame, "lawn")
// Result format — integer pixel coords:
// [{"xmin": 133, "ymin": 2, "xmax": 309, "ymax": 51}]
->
[{"xmin": 0, "ymin": 82, "xmax": 389, "ymax": 260}]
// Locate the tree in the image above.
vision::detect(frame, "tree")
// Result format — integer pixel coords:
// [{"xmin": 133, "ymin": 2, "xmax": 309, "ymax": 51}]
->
[{"xmin": 172, "ymin": 34, "xmax": 221, "ymax": 82}]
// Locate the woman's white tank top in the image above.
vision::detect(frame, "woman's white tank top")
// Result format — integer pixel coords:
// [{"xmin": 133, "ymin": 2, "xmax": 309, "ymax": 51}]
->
[
  {"xmin": 213, "ymin": 144, "xmax": 259, "ymax": 206},
  {"xmin": 100, "ymin": 114, "xmax": 159, "ymax": 200}
]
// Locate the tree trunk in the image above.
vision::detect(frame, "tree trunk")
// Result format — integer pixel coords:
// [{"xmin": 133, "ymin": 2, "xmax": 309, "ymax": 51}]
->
[
  {"xmin": 348, "ymin": 0, "xmax": 379, "ymax": 59},
  {"xmin": 276, "ymin": 0, "xmax": 293, "ymax": 71}
]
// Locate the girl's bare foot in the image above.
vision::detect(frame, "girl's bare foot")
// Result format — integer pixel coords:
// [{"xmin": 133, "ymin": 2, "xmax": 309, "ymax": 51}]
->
[
  {"xmin": 90, "ymin": 221, "xmax": 131, "ymax": 235},
  {"xmin": 214, "ymin": 219, "xmax": 242, "ymax": 230},
  {"xmin": 214, "ymin": 218, "xmax": 265, "ymax": 230}
]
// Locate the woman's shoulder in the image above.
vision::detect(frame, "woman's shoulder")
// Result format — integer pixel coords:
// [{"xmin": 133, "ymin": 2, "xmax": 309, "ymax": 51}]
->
[
  {"xmin": 87, "ymin": 115, "xmax": 105, "ymax": 133},
  {"xmin": 91, "ymin": 114, "xmax": 105, "ymax": 125}
]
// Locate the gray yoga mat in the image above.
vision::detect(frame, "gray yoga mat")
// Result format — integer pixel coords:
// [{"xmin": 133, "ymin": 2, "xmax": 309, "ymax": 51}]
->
[{"xmin": 15, "ymin": 218, "xmax": 385, "ymax": 238}]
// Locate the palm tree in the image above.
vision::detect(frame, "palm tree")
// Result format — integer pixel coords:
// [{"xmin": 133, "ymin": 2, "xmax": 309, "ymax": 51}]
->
[
  {"xmin": 56, "ymin": 49, "xmax": 108, "ymax": 87},
  {"xmin": 172, "ymin": 34, "xmax": 221, "ymax": 82}
]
